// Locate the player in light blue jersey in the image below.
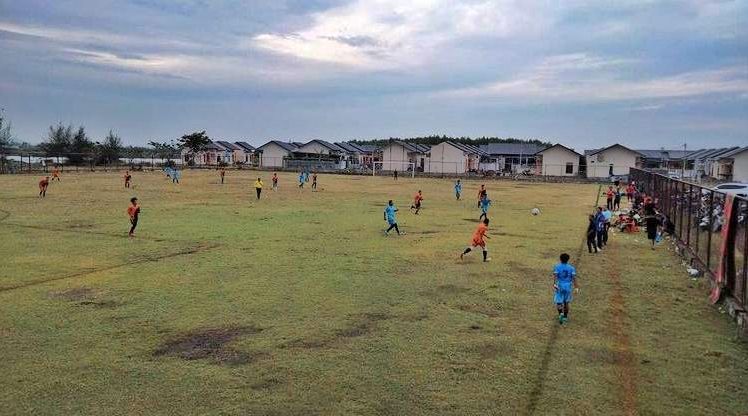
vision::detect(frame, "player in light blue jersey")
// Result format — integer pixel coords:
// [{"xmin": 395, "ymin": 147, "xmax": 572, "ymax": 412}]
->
[
  {"xmin": 454, "ymin": 180, "xmax": 462, "ymax": 200},
  {"xmin": 383, "ymin": 200, "xmax": 403, "ymax": 236},
  {"xmin": 553, "ymin": 253, "xmax": 579, "ymax": 324},
  {"xmin": 479, "ymin": 194, "xmax": 491, "ymax": 221}
]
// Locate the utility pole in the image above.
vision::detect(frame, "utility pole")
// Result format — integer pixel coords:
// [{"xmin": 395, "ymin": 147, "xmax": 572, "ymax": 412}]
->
[{"xmin": 682, "ymin": 142, "xmax": 686, "ymax": 178}]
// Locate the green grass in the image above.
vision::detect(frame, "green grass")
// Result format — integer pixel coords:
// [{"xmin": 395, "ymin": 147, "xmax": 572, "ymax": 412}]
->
[{"xmin": 1, "ymin": 170, "xmax": 747, "ymax": 415}]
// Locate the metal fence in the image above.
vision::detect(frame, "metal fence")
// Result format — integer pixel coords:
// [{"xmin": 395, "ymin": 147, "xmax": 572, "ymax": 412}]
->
[
  {"xmin": 630, "ymin": 168, "xmax": 748, "ymax": 309},
  {"xmin": 0, "ymin": 153, "xmax": 182, "ymax": 174}
]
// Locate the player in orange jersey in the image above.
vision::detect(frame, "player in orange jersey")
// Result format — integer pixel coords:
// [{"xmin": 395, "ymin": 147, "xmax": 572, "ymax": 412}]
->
[
  {"xmin": 460, "ymin": 218, "xmax": 491, "ymax": 262},
  {"xmin": 38, "ymin": 176, "xmax": 50, "ymax": 197},
  {"xmin": 410, "ymin": 190, "xmax": 424, "ymax": 214},
  {"xmin": 127, "ymin": 197, "xmax": 140, "ymax": 237}
]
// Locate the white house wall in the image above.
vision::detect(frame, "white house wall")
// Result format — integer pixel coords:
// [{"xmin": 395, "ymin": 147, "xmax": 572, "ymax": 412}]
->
[
  {"xmin": 428, "ymin": 143, "xmax": 466, "ymax": 174},
  {"xmin": 381, "ymin": 144, "xmax": 412, "ymax": 171},
  {"xmin": 260, "ymin": 144, "xmax": 290, "ymax": 168},
  {"xmin": 732, "ymin": 151, "xmax": 748, "ymax": 183},
  {"xmin": 540, "ymin": 147, "xmax": 579, "ymax": 176},
  {"xmin": 586, "ymin": 147, "xmax": 638, "ymax": 178}
]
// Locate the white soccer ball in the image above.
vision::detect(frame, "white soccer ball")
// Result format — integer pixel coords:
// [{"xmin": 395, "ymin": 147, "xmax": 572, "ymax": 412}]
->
[{"xmin": 531, "ymin": 207, "xmax": 540, "ymax": 216}]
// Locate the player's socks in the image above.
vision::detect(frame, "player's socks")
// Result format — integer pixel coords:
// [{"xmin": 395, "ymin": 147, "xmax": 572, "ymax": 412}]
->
[{"xmin": 482, "ymin": 250, "xmax": 487, "ymax": 261}]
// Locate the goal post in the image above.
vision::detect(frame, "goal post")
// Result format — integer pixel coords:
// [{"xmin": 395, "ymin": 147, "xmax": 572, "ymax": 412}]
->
[{"xmin": 373, "ymin": 161, "xmax": 415, "ymax": 178}]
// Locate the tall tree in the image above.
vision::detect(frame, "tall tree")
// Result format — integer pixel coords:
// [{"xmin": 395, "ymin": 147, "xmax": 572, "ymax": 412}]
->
[
  {"xmin": 148, "ymin": 140, "xmax": 178, "ymax": 161},
  {"xmin": 0, "ymin": 112, "xmax": 17, "ymax": 155},
  {"xmin": 41, "ymin": 123, "xmax": 73, "ymax": 156},
  {"xmin": 97, "ymin": 130, "xmax": 123, "ymax": 164},
  {"xmin": 68, "ymin": 126, "xmax": 94, "ymax": 164},
  {"xmin": 178, "ymin": 130, "xmax": 210, "ymax": 165}
]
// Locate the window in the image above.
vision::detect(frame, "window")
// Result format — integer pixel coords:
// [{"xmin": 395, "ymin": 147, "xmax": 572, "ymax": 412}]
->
[{"xmin": 565, "ymin": 162, "xmax": 574, "ymax": 174}]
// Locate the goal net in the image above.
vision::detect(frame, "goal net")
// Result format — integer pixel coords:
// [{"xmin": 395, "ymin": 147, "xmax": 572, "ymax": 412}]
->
[{"xmin": 372, "ymin": 161, "xmax": 415, "ymax": 178}]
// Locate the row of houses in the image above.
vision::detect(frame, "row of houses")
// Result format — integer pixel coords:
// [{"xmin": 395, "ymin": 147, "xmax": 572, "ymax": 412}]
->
[{"xmin": 182, "ymin": 140, "xmax": 748, "ymax": 182}]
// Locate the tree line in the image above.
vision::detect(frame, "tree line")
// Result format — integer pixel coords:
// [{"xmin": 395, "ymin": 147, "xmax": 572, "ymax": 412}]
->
[
  {"xmin": 349, "ymin": 135, "xmax": 552, "ymax": 147},
  {"xmin": 0, "ymin": 120, "xmax": 203, "ymax": 165}
]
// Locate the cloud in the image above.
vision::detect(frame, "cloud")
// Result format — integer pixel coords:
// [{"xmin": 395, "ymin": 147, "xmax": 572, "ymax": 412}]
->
[
  {"xmin": 251, "ymin": 0, "xmax": 545, "ymax": 69},
  {"xmin": 435, "ymin": 53, "xmax": 748, "ymax": 102}
]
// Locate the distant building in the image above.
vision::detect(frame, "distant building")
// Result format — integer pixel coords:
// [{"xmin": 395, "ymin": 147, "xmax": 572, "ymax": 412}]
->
[
  {"xmin": 535, "ymin": 144, "xmax": 582, "ymax": 176},
  {"xmin": 234, "ymin": 141, "xmax": 261, "ymax": 166},
  {"xmin": 585, "ymin": 144, "xmax": 644, "ymax": 178},
  {"xmin": 479, "ymin": 143, "xmax": 546, "ymax": 173},
  {"xmin": 181, "ymin": 140, "xmax": 233, "ymax": 166},
  {"xmin": 717, "ymin": 147, "xmax": 748, "ymax": 182},
  {"xmin": 334, "ymin": 142, "xmax": 380, "ymax": 168},
  {"xmin": 292, "ymin": 140, "xmax": 346, "ymax": 160},
  {"xmin": 257, "ymin": 141, "xmax": 298, "ymax": 168},
  {"xmin": 426, "ymin": 141, "xmax": 487, "ymax": 174},
  {"xmin": 379, "ymin": 141, "xmax": 431, "ymax": 172}
]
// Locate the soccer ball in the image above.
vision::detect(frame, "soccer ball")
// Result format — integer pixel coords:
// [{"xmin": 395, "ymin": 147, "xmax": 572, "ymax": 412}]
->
[{"xmin": 531, "ymin": 207, "xmax": 540, "ymax": 216}]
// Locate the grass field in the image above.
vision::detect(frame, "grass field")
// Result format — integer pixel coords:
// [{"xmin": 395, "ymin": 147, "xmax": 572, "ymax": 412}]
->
[{"xmin": 1, "ymin": 169, "xmax": 747, "ymax": 415}]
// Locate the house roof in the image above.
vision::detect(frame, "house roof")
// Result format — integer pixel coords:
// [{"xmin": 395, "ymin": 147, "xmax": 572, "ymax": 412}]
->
[
  {"xmin": 636, "ymin": 149, "xmax": 694, "ymax": 160},
  {"xmin": 234, "ymin": 141, "xmax": 257, "ymax": 152},
  {"xmin": 258, "ymin": 140, "xmax": 299, "ymax": 152},
  {"xmin": 356, "ymin": 144, "xmax": 379, "ymax": 153},
  {"xmin": 705, "ymin": 147, "xmax": 739, "ymax": 159},
  {"xmin": 535, "ymin": 143, "xmax": 582, "ymax": 157},
  {"xmin": 215, "ymin": 141, "xmax": 241, "ymax": 151},
  {"xmin": 686, "ymin": 148, "xmax": 716, "ymax": 160},
  {"xmin": 480, "ymin": 143, "xmax": 547, "ymax": 156},
  {"xmin": 718, "ymin": 146, "xmax": 748, "ymax": 160},
  {"xmin": 293, "ymin": 139, "xmax": 347, "ymax": 153},
  {"xmin": 385, "ymin": 141, "xmax": 430, "ymax": 154},
  {"xmin": 334, "ymin": 142, "xmax": 360, "ymax": 153},
  {"xmin": 586, "ymin": 143, "xmax": 644, "ymax": 157},
  {"xmin": 441, "ymin": 141, "xmax": 489, "ymax": 156},
  {"xmin": 204, "ymin": 141, "xmax": 226, "ymax": 151}
]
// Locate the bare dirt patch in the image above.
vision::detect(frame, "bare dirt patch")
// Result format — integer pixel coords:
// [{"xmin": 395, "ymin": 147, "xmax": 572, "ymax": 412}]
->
[
  {"xmin": 586, "ymin": 347, "xmax": 621, "ymax": 365},
  {"xmin": 469, "ymin": 342, "xmax": 509, "ymax": 360},
  {"xmin": 47, "ymin": 287, "xmax": 97, "ymax": 301},
  {"xmin": 76, "ymin": 300, "xmax": 120, "ymax": 308},
  {"xmin": 250, "ymin": 378, "xmax": 282, "ymax": 390},
  {"xmin": 435, "ymin": 284, "xmax": 471, "ymax": 294},
  {"xmin": 281, "ymin": 313, "xmax": 390, "ymax": 350},
  {"xmin": 456, "ymin": 303, "xmax": 501, "ymax": 317},
  {"xmin": 153, "ymin": 325, "xmax": 263, "ymax": 365}
]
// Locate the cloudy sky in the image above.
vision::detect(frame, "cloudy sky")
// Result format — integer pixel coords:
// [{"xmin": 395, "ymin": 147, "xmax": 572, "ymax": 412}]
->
[{"xmin": 0, "ymin": 0, "xmax": 746, "ymax": 151}]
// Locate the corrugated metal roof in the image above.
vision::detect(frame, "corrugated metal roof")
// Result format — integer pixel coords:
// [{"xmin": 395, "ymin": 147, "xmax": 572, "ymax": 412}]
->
[
  {"xmin": 535, "ymin": 143, "xmax": 581, "ymax": 156},
  {"xmin": 586, "ymin": 143, "xmax": 644, "ymax": 157},
  {"xmin": 204, "ymin": 141, "xmax": 225, "ymax": 151},
  {"xmin": 215, "ymin": 141, "xmax": 241, "ymax": 150},
  {"xmin": 719, "ymin": 146, "xmax": 748, "ymax": 159},
  {"xmin": 334, "ymin": 142, "xmax": 359, "ymax": 152},
  {"xmin": 234, "ymin": 141, "xmax": 256, "ymax": 152},
  {"xmin": 480, "ymin": 143, "xmax": 546, "ymax": 156},
  {"xmin": 258, "ymin": 140, "xmax": 299, "ymax": 152}
]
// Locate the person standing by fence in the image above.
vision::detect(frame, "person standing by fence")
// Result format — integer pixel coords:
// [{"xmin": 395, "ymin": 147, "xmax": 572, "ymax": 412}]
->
[
  {"xmin": 586, "ymin": 214, "xmax": 598, "ymax": 253},
  {"xmin": 643, "ymin": 196, "xmax": 658, "ymax": 250},
  {"xmin": 606, "ymin": 186, "xmax": 614, "ymax": 210}
]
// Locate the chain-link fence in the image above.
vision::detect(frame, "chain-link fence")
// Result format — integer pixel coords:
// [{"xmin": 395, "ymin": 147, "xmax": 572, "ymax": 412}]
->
[{"xmin": 630, "ymin": 168, "xmax": 748, "ymax": 309}]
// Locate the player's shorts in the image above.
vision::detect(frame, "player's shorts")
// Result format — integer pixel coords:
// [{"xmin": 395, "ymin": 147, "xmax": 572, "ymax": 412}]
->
[
  {"xmin": 415, "ymin": 202, "xmax": 421, "ymax": 208},
  {"xmin": 471, "ymin": 240, "xmax": 486, "ymax": 249},
  {"xmin": 387, "ymin": 219, "xmax": 396, "ymax": 225},
  {"xmin": 554, "ymin": 284, "xmax": 573, "ymax": 304}
]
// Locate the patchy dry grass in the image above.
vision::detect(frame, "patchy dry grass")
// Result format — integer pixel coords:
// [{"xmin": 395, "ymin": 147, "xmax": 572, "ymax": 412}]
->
[{"xmin": 0, "ymin": 169, "xmax": 746, "ymax": 415}]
